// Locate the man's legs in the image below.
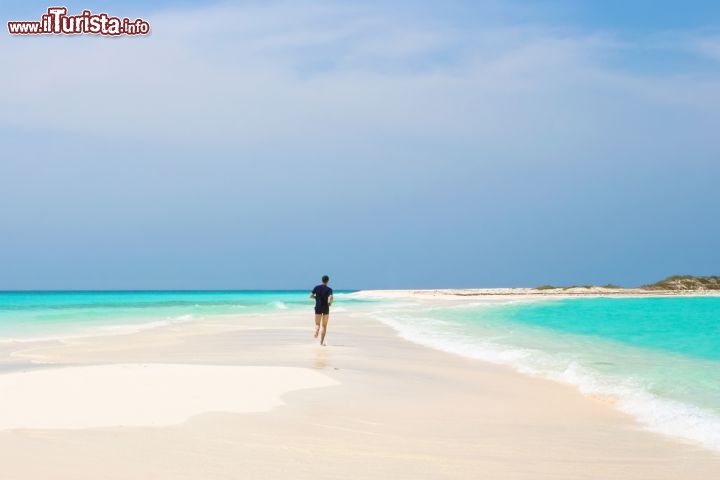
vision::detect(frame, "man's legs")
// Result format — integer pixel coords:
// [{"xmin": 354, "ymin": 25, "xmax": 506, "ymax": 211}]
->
[
  {"xmin": 314, "ymin": 314, "xmax": 322, "ymax": 338},
  {"xmin": 320, "ymin": 313, "xmax": 329, "ymax": 346}
]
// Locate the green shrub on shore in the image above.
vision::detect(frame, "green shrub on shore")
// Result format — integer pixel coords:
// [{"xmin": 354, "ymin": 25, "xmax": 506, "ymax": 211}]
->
[
  {"xmin": 532, "ymin": 276, "xmax": 719, "ymax": 292},
  {"xmin": 643, "ymin": 275, "xmax": 720, "ymax": 291}
]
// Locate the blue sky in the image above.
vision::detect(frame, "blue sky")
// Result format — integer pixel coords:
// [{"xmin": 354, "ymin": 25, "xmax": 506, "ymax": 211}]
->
[{"xmin": 1, "ymin": 1, "xmax": 718, "ymax": 289}]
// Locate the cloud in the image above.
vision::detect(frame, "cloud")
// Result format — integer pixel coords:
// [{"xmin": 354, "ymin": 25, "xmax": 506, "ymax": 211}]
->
[
  {"xmin": 0, "ymin": 0, "xmax": 718, "ymax": 160},
  {"xmin": 1, "ymin": 1, "xmax": 718, "ymax": 289},
  {"xmin": 695, "ymin": 36, "xmax": 720, "ymax": 61}
]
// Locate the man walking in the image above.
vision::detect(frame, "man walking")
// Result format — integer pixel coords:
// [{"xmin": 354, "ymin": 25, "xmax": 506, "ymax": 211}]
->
[{"xmin": 310, "ymin": 275, "xmax": 333, "ymax": 346}]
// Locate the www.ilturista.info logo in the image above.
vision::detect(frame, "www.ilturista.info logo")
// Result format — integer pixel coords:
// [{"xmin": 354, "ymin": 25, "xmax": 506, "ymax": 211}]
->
[{"xmin": 8, "ymin": 7, "xmax": 151, "ymax": 36}]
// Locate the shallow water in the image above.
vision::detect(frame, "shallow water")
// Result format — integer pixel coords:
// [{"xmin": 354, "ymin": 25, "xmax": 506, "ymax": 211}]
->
[
  {"xmin": 0, "ymin": 290, "xmax": 363, "ymax": 341},
  {"xmin": 368, "ymin": 296, "xmax": 720, "ymax": 451}
]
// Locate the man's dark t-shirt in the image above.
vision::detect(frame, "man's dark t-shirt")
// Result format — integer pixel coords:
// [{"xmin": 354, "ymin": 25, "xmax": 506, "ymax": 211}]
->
[{"xmin": 312, "ymin": 284, "xmax": 333, "ymax": 314}]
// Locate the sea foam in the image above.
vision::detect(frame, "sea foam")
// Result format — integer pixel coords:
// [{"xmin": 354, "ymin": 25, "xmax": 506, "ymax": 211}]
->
[{"xmin": 371, "ymin": 308, "xmax": 720, "ymax": 452}]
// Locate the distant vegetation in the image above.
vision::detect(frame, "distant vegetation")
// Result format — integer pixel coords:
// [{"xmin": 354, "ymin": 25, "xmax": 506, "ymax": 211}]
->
[
  {"xmin": 533, "ymin": 277, "xmax": 720, "ymax": 291},
  {"xmin": 643, "ymin": 275, "xmax": 720, "ymax": 291}
]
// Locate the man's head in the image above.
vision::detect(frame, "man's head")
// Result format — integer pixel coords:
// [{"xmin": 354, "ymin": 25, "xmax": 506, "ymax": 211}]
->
[{"xmin": 322, "ymin": 275, "xmax": 330, "ymax": 284}]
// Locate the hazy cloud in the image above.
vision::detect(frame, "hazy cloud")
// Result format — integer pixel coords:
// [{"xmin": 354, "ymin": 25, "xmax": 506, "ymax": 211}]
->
[{"xmin": 1, "ymin": 1, "xmax": 718, "ymax": 288}]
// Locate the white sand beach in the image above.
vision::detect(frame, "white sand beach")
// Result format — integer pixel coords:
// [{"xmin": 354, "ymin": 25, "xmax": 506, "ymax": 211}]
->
[
  {"xmin": 0, "ymin": 364, "xmax": 337, "ymax": 430},
  {"xmin": 1, "ymin": 293, "xmax": 720, "ymax": 479}
]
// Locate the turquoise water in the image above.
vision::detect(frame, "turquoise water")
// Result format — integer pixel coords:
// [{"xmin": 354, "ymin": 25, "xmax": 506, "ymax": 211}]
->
[
  {"xmin": 497, "ymin": 297, "xmax": 720, "ymax": 360},
  {"xmin": 0, "ymin": 291, "xmax": 358, "ymax": 341},
  {"xmin": 4, "ymin": 291, "xmax": 720, "ymax": 450},
  {"xmin": 369, "ymin": 296, "xmax": 720, "ymax": 451}
]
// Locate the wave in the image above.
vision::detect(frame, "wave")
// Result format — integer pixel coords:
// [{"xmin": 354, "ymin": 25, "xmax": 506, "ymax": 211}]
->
[
  {"xmin": 93, "ymin": 314, "xmax": 196, "ymax": 335},
  {"xmin": 0, "ymin": 314, "xmax": 198, "ymax": 345},
  {"xmin": 371, "ymin": 312, "xmax": 720, "ymax": 452}
]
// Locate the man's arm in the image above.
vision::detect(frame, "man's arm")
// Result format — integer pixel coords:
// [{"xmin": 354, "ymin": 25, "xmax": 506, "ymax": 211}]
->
[
  {"xmin": 310, "ymin": 286, "xmax": 316, "ymax": 299},
  {"xmin": 328, "ymin": 294, "xmax": 333, "ymax": 306}
]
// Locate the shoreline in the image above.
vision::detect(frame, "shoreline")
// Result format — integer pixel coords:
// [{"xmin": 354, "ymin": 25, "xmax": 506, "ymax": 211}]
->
[
  {"xmin": 357, "ymin": 291, "xmax": 720, "ymax": 451},
  {"xmin": 1, "ymin": 288, "xmax": 716, "ymax": 348},
  {"xmin": 1, "ymin": 303, "xmax": 719, "ymax": 478},
  {"xmin": 352, "ymin": 287, "xmax": 720, "ymax": 298}
]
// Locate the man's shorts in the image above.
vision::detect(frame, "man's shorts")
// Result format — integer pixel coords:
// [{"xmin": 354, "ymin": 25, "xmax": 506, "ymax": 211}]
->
[{"xmin": 315, "ymin": 306, "xmax": 329, "ymax": 315}]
